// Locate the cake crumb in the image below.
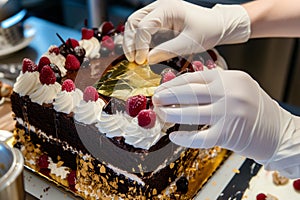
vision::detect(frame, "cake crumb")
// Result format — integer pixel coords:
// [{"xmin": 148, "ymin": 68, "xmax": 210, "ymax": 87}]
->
[
  {"xmin": 266, "ymin": 193, "xmax": 279, "ymax": 200},
  {"xmin": 211, "ymin": 181, "xmax": 217, "ymax": 186},
  {"xmin": 233, "ymin": 168, "xmax": 240, "ymax": 174},
  {"xmin": 272, "ymin": 171, "xmax": 289, "ymax": 185}
]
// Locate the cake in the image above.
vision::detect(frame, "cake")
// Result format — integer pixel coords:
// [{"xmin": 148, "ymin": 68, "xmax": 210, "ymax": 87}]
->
[{"xmin": 11, "ymin": 21, "xmax": 229, "ymax": 199}]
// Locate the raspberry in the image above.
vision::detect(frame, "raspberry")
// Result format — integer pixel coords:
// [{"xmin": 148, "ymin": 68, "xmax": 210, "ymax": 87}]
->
[
  {"xmin": 137, "ymin": 109, "xmax": 156, "ymax": 129},
  {"xmin": 161, "ymin": 68, "xmax": 176, "ymax": 83},
  {"xmin": 40, "ymin": 65, "xmax": 56, "ymax": 85},
  {"xmin": 126, "ymin": 95, "xmax": 147, "ymax": 117},
  {"xmin": 49, "ymin": 46, "xmax": 60, "ymax": 55},
  {"xmin": 37, "ymin": 154, "xmax": 49, "ymax": 169},
  {"xmin": 293, "ymin": 179, "xmax": 300, "ymax": 191},
  {"xmin": 102, "ymin": 35, "xmax": 115, "ymax": 51},
  {"xmin": 38, "ymin": 56, "xmax": 51, "ymax": 71},
  {"xmin": 206, "ymin": 59, "xmax": 216, "ymax": 69},
  {"xmin": 81, "ymin": 27, "xmax": 94, "ymax": 40},
  {"xmin": 67, "ymin": 170, "xmax": 77, "ymax": 186},
  {"xmin": 256, "ymin": 193, "xmax": 267, "ymax": 200},
  {"xmin": 22, "ymin": 58, "xmax": 38, "ymax": 73},
  {"xmin": 66, "ymin": 38, "xmax": 80, "ymax": 48},
  {"xmin": 101, "ymin": 21, "xmax": 114, "ymax": 35},
  {"xmin": 115, "ymin": 23, "xmax": 125, "ymax": 33},
  {"xmin": 65, "ymin": 54, "xmax": 81, "ymax": 71},
  {"xmin": 62, "ymin": 79, "xmax": 75, "ymax": 92},
  {"xmin": 192, "ymin": 60, "xmax": 204, "ymax": 71},
  {"xmin": 83, "ymin": 86, "xmax": 99, "ymax": 102}
]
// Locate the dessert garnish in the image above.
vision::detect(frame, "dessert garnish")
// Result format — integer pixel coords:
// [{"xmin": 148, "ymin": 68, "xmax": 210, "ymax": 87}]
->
[
  {"xmin": 66, "ymin": 38, "xmax": 80, "ymax": 49},
  {"xmin": 61, "ymin": 79, "xmax": 75, "ymax": 92},
  {"xmin": 101, "ymin": 21, "xmax": 115, "ymax": 36},
  {"xmin": 39, "ymin": 65, "xmax": 56, "ymax": 85},
  {"xmin": 38, "ymin": 56, "xmax": 51, "ymax": 71},
  {"xmin": 126, "ymin": 94, "xmax": 147, "ymax": 117},
  {"xmin": 22, "ymin": 58, "xmax": 38, "ymax": 73},
  {"xmin": 137, "ymin": 109, "xmax": 156, "ymax": 129},
  {"xmin": 83, "ymin": 86, "xmax": 99, "ymax": 102},
  {"xmin": 65, "ymin": 54, "xmax": 80, "ymax": 71},
  {"xmin": 293, "ymin": 179, "xmax": 300, "ymax": 191},
  {"xmin": 81, "ymin": 27, "xmax": 94, "ymax": 40},
  {"xmin": 102, "ymin": 35, "xmax": 115, "ymax": 51},
  {"xmin": 191, "ymin": 60, "xmax": 204, "ymax": 71},
  {"xmin": 161, "ymin": 68, "xmax": 177, "ymax": 83},
  {"xmin": 37, "ymin": 154, "xmax": 49, "ymax": 169}
]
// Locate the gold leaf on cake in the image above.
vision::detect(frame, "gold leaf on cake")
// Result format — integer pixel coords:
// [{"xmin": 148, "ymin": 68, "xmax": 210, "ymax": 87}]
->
[{"xmin": 96, "ymin": 60, "xmax": 161, "ymax": 100}]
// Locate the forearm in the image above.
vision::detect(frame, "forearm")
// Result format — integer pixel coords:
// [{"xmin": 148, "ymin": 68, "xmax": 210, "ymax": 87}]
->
[{"xmin": 242, "ymin": 0, "xmax": 300, "ymax": 38}]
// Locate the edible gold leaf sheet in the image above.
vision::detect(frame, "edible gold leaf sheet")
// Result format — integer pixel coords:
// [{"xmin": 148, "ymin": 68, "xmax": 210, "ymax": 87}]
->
[{"xmin": 97, "ymin": 60, "xmax": 161, "ymax": 100}]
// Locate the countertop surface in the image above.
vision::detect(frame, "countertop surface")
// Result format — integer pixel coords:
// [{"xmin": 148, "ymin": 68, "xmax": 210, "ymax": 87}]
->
[{"xmin": 1, "ymin": 16, "xmax": 299, "ymax": 200}]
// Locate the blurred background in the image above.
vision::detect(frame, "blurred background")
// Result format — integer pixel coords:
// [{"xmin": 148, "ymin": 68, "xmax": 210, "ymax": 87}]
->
[{"xmin": 6, "ymin": 0, "xmax": 300, "ymax": 107}]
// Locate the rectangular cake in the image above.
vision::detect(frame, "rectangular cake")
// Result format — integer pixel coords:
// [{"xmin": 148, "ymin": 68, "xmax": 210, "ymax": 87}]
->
[{"xmin": 10, "ymin": 22, "xmax": 229, "ymax": 199}]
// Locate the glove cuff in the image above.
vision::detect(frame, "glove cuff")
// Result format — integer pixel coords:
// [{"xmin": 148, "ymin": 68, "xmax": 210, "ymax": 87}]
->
[{"xmin": 213, "ymin": 4, "xmax": 251, "ymax": 45}]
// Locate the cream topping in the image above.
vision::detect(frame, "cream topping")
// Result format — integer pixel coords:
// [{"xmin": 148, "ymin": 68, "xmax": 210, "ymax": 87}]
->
[
  {"xmin": 74, "ymin": 98, "xmax": 105, "ymax": 124},
  {"xmin": 29, "ymin": 83, "xmax": 61, "ymax": 105},
  {"xmin": 114, "ymin": 34, "xmax": 123, "ymax": 45},
  {"xmin": 79, "ymin": 37, "xmax": 100, "ymax": 59},
  {"xmin": 44, "ymin": 46, "xmax": 67, "ymax": 76},
  {"xmin": 53, "ymin": 89, "xmax": 83, "ymax": 114},
  {"xmin": 48, "ymin": 157, "xmax": 70, "ymax": 179},
  {"xmin": 96, "ymin": 111, "xmax": 166, "ymax": 150},
  {"xmin": 13, "ymin": 71, "xmax": 41, "ymax": 96}
]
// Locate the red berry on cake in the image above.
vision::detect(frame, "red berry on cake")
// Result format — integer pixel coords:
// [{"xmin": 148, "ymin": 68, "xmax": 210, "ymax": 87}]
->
[
  {"xmin": 39, "ymin": 65, "xmax": 56, "ymax": 85},
  {"xmin": 101, "ymin": 21, "xmax": 114, "ymax": 35},
  {"xmin": 162, "ymin": 71, "xmax": 176, "ymax": 83},
  {"xmin": 192, "ymin": 60, "xmax": 204, "ymax": 71},
  {"xmin": 137, "ymin": 109, "xmax": 156, "ymax": 129},
  {"xmin": 293, "ymin": 179, "xmax": 300, "ymax": 191},
  {"xmin": 62, "ymin": 79, "xmax": 76, "ymax": 92},
  {"xmin": 161, "ymin": 68, "xmax": 177, "ymax": 83},
  {"xmin": 81, "ymin": 27, "xmax": 94, "ymax": 40},
  {"xmin": 65, "ymin": 54, "xmax": 81, "ymax": 71},
  {"xmin": 206, "ymin": 59, "xmax": 216, "ymax": 69},
  {"xmin": 22, "ymin": 58, "xmax": 38, "ymax": 73},
  {"xmin": 66, "ymin": 38, "xmax": 80, "ymax": 48},
  {"xmin": 102, "ymin": 36, "xmax": 115, "ymax": 51},
  {"xmin": 115, "ymin": 23, "xmax": 125, "ymax": 33},
  {"xmin": 37, "ymin": 154, "xmax": 49, "ymax": 169},
  {"xmin": 38, "ymin": 56, "xmax": 51, "ymax": 71},
  {"xmin": 49, "ymin": 46, "xmax": 60, "ymax": 55},
  {"xmin": 126, "ymin": 94, "xmax": 147, "ymax": 117},
  {"xmin": 67, "ymin": 170, "xmax": 77, "ymax": 186},
  {"xmin": 256, "ymin": 193, "xmax": 267, "ymax": 200},
  {"xmin": 83, "ymin": 86, "xmax": 99, "ymax": 102}
]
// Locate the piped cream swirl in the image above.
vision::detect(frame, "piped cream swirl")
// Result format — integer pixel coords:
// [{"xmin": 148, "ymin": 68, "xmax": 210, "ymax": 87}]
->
[
  {"xmin": 79, "ymin": 37, "xmax": 100, "ymax": 59},
  {"xmin": 29, "ymin": 83, "xmax": 61, "ymax": 105},
  {"xmin": 13, "ymin": 71, "xmax": 41, "ymax": 96},
  {"xmin": 53, "ymin": 89, "xmax": 83, "ymax": 114},
  {"xmin": 96, "ymin": 112, "xmax": 166, "ymax": 150},
  {"xmin": 44, "ymin": 46, "xmax": 67, "ymax": 76},
  {"xmin": 74, "ymin": 99, "xmax": 105, "ymax": 124}
]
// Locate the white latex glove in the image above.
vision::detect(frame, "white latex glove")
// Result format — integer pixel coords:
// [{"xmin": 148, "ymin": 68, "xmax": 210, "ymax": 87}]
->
[
  {"xmin": 153, "ymin": 70, "xmax": 300, "ymax": 178},
  {"xmin": 123, "ymin": 0, "xmax": 251, "ymax": 64}
]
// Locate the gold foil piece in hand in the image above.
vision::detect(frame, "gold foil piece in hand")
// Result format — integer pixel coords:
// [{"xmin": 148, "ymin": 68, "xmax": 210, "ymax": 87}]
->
[{"xmin": 96, "ymin": 60, "xmax": 161, "ymax": 101}]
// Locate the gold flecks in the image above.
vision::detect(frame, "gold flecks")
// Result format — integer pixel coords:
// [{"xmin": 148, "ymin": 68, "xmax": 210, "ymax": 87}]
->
[
  {"xmin": 100, "ymin": 165, "xmax": 106, "ymax": 173},
  {"xmin": 152, "ymin": 188, "xmax": 157, "ymax": 195},
  {"xmin": 170, "ymin": 162, "xmax": 175, "ymax": 169},
  {"xmin": 57, "ymin": 161, "xmax": 64, "ymax": 167}
]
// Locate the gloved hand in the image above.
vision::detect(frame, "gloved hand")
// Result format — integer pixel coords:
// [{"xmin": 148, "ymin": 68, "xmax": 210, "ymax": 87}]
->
[
  {"xmin": 153, "ymin": 70, "xmax": 300, "ymax": 178},
  {"xmin": 123, "ymin": 0, "xmax": 251, "ymax": 64}
]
